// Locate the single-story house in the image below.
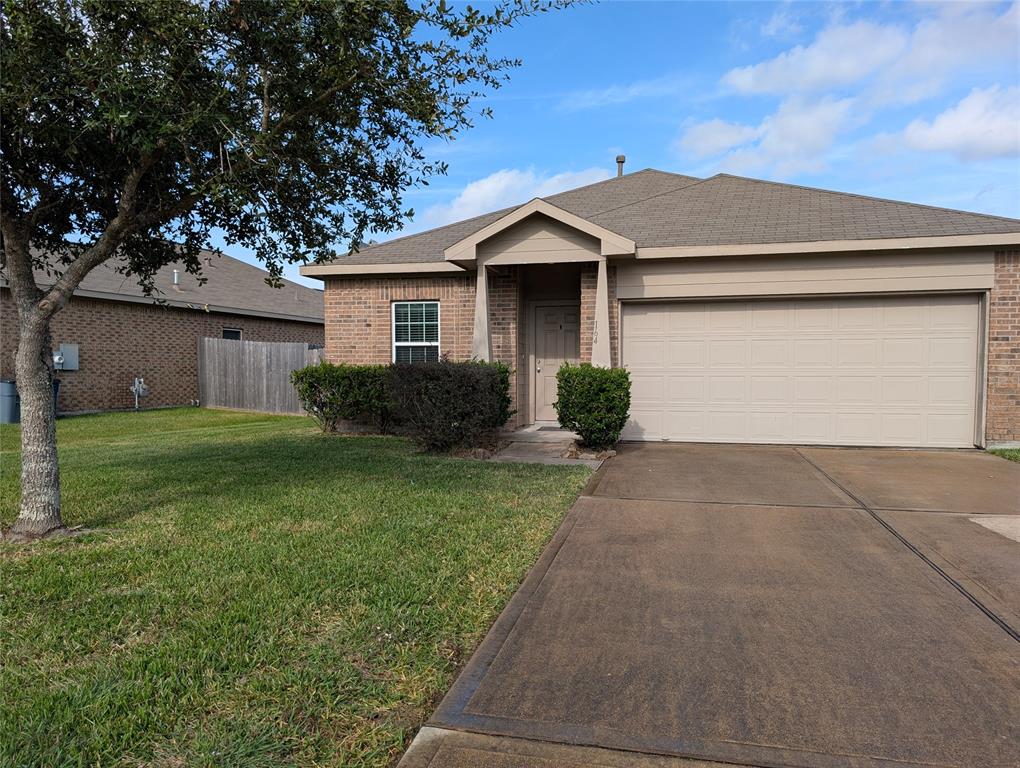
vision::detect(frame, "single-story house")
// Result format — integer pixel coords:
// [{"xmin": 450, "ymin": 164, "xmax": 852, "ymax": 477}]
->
[
  {"xmin": 301, "ymin": 166, "xmax": 1020, "ymax": 449},
  {"xmin": 1, "ymin": 252, "xmax": 324, "ymax": 413}
]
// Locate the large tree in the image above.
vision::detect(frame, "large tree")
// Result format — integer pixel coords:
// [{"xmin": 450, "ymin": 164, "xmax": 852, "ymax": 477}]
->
[{"xmin": 1, "ymin": 0, "xmax": 563, "ymax": 539}]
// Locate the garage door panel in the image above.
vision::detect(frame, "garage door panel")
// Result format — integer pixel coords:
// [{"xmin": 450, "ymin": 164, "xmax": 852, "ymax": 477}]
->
[
  {"xmin": 837, "ymin": 303, "xmax": 881, "ymax": 329},
  {"xmin": 630, "ymin": 374, "xmax": 665, "ymax": 402},
  {"xmin": 795, "ymin": 303, "xmax": 836, "ymax": 330},
  {"xmin": 793, "ymin": 377, "xmax": 832, "ymax": 404},
  {"xmin": 668, "ymin": 340, "xmax": 705, "ymax": 367},
  {"xmin": 929, "ymin": 337, "xmax": 974, "ymax": 367},
  {"xmin": 668, "ymin": 376, "xmax": 705, "ymax": 402},
  {"xmin": 881, "ymin": 414, "xmax": 924, "ymax": 444},
  {"xmin": 709, "ymin": 340, "xmax": 747, "ymax": 367},
  {"xmin": 622, "ymin": 295, "xmax": 979, "ymax": 448},
  {"xmin": 837, "ymin": 339, "xmax": 880, "ymax": 367},
  {"xmin": 794, "ymin": 340, "xmax": 833, "ymax": 367},
  {"xmin": 882, "ymin": 376, "xmax": 926, "ymax": 405},
  {"xmin": 708, "ymin": 304, "xmax": 748, "ymax": 330},
  {"xmin": 882, "ymin": 338, "xmax": 925, "ymax": 366},
  {"xmin": 928, "ymin": 376, "xmax": 974, "ymax": 405},
  {"xmin": 750, "ymin": 339, "xmax": 789, "ymax": 366},
  {"xmin": 750, "ymin": 376, "xmax": 788, "ymax": 402},
  {"xmin": 836, "ymin": 376, "xmax": 880, "ymax": 404}
]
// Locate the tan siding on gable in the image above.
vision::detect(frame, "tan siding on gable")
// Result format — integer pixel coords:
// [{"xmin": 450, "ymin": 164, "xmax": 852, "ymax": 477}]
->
[
  {"xmin": 478, "ymin": 215, "xmax": 601, "ymax": 266},
  {"xmin": 616, "ymin": 251, "xmax": 995, "ymax": 300}
]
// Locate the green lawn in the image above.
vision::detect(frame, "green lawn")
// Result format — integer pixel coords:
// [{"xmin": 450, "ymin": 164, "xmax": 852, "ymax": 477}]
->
[
  {"xmin": 0, "ymin": 409, "xmax": 589, "ymax": 767},
  {"xmin": 990, "ymin": 447, "xmax": 1020, "ymax": 463}
]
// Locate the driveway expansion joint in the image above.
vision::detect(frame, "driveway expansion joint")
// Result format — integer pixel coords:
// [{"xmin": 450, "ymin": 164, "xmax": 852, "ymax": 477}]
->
[{"xmin": 792, "ymin": 447, "xmax": 1020, "ymax": 643}]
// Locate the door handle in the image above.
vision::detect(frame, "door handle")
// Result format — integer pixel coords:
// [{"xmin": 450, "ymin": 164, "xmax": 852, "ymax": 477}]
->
[{"xmin": 536, "ymin": 359, "xmax": 542, "ymax": 373}]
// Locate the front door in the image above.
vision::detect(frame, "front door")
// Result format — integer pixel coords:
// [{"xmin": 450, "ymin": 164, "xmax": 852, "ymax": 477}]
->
[{"xmin": 533, "ymin": 304, "xmax": 580, "ymax": 422}]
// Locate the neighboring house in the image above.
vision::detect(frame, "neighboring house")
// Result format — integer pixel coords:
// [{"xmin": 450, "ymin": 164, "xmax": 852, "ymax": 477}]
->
[
  {"xmin": 302, "ymin": 166, "xmax": 1020, "ymax": 449},
  {"xmin": 1, "ymin": 252, "xmax": 324, "ymax": 413}
]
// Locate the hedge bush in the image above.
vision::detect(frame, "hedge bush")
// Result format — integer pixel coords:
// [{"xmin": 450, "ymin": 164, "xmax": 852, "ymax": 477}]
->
[
  {"xmin": 389, "ymin": 360, "xmax": 514, "ymax": 451},
  {"xmin": 554, "ymin": 363, "xmax": 631, "ymax": 449},
  {"xmin": 291, "ymin": 362, "xmax": 393, "ymax": 432}
]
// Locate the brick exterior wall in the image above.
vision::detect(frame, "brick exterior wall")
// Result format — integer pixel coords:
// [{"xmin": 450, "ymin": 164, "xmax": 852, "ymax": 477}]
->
[
  {"xmin": 1, "ymin": 289, "xmax": 323, "ymax": 413},
  {"xmin": 323, "ymin": 274, "xmax": 475, "ymax": 363},
  {"xmin": 987, "ymin": 250, "xmax": 1019, "ymax": 444},
  {"xmin": 322, "ymin": 271, "xmax": 530, "ymax": 425},
  {"xmin": 579, "ymin": 263, "xmax": 619, "ymax": 367}
]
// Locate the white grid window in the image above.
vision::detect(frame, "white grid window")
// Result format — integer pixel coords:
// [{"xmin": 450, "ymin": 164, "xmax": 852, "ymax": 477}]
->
[{"xmin": 392, "ymin": 301, "xmax": 440, "ymax": 363}]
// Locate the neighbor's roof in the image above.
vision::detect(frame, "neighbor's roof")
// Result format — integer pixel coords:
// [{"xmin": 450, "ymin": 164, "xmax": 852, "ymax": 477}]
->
[
  {"xmin": 7, "ymin": 251, "xmax": 324, "ymax": 323},
  {"xmin": 320, "ymin": 169, "xmax": 1020, "ymax": 266}
]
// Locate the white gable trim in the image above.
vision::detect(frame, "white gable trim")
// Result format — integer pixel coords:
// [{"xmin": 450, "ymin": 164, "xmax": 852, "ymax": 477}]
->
[{"xmin": 443, "ymin": 198, "xmax": 636, "ymax": 263}]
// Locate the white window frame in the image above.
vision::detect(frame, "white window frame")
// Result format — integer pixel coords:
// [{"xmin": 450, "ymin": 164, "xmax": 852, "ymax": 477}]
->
[
  {"xmin": 391, "ymin": 301, "xmax": 441, "ymax": 363},
  {"xmin": 222, "ymin": 327, "xmax": 243, "ymax": 340}
]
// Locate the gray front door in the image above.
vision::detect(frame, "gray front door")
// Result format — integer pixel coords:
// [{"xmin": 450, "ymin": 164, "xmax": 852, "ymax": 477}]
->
[{"xmin": 533, "ymin": 304, "xmax": 580, "ymax": 422}]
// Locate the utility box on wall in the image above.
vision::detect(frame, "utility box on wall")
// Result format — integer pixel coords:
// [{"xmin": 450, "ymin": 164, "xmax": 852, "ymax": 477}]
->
[{"xmin": 55, "ymin": 343, "xmax": 79, "ymax": 371}]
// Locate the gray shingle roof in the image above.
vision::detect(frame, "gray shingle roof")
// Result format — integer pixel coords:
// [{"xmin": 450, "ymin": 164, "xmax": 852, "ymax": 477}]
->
[
  {"xmin": 323, "ymin": 169, "xmax": 1019, "ymax": 266},
  {"xmin": 336, "ymin": 169, "xmax": 701, "ymax": 264},
  {"xmin": 592, "ymin": 174, "xmax": 1020, "ymax": 248},
  {"xmin": 17, "ymin": 251, "xmax": 323, "ymax": 322}
]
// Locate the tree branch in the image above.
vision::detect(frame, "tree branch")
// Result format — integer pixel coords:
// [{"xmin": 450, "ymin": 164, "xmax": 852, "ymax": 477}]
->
[{"xmin": 37, "ymin": 152, "xmax": 159, "ymax": 318}]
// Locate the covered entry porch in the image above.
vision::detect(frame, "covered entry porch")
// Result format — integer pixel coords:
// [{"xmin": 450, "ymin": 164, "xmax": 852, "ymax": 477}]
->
[{"xmin": 449, "ymin": 201, "xmax": 632, "ymax": 427}]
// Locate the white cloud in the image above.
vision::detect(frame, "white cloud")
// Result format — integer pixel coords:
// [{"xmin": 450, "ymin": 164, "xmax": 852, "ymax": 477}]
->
[
  {"xmin": 724, "ymin": 21, "xmax": 907, "ymax": 94},
  {"xmin": 903, "ymin": 85, "xmax": 1020, "ymax": 160},
  {"xmin": 677, "ymin": 119, "xmax": 762, "ymax": 159},
  {"xmin": 558, "ymin": 75, "xmax": 690, "ymax": 112},
  {"xmin": 418, "ymin": 167, "xmax": 611, "ymax": 228},
  {"xmin": 679, "ymin": 2, "xmax": 1019, "ymax": 177},
  {"xmin": 678, "ymin": 97, "xmax": 855, "ymax": 177},
  {"xmin": 761, "ymin": 7, "xmax": 803, "ymax": 39},
  {"xmin": 724, "ymin": 97, "xmax": 856, "ymax": 176},
  {"xmin": 724, "ymin": 3, "xmax": 1018, "ymax": 103}
]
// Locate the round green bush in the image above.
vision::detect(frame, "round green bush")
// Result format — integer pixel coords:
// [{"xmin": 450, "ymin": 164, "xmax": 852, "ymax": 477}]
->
[{"xmin": 554, "ymin": 363, "xmax": 631, "ymax": 449}]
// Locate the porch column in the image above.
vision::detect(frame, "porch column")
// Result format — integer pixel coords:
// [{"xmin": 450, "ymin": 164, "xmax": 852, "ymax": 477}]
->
[
  {"xmin": 471, "ymin": 265, "xmax": 491, "ymax": 361},
  {"xmin": 592, "ymin": 259, "xmax": 611, "ymax": 367}
]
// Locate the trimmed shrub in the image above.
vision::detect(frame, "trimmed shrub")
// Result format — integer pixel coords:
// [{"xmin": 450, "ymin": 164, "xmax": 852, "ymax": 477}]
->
[
  {"xmin": 390, "ymin": 360, "xmax": 514, "ymax": 451},
  {"xmin": 291, "ymin": 362, "xmax": 393, "ymax": 432},
  {"xmin": 554, "ymin": 363, "xmax": 631, "ymax": 449}
]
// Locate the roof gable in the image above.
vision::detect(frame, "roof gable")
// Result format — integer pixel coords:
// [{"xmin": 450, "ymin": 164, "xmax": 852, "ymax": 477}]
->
[{"xmin": 444, "ymin": 198, "xmax": 635, "ymax": 263}]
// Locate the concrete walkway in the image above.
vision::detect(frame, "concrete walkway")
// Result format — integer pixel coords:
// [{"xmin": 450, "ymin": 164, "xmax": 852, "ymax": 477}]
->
[
  {"xmin": 403, "ymin": 444, "xmax": 1020, "ymax": 768},
  {"xmin": 491, "ymin": 425, "xmax": 604, "ymax": 469}
]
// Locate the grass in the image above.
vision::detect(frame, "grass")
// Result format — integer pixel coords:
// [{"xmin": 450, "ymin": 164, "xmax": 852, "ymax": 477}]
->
[
  {"xmin": 0, "ymin": 408, "xmax": 589, "ymax": 767},
  {"xmin": 989, "ymin": 447, "xmax": 1020, "ymax": 463}
]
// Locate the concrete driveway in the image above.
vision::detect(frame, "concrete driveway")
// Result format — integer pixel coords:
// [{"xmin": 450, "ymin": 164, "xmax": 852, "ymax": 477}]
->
[{"xmin": 402, "ymin": 444, "xmax": 1020, "ymax": 768}]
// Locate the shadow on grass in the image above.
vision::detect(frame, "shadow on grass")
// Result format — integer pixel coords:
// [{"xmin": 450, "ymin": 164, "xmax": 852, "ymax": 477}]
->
[{"xmin": 52, "ymin": 430, "xmax": 575, "ymax": 530}]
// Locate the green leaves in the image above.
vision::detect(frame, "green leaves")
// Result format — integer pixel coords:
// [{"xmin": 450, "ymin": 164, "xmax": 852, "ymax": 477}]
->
[
  {"xmin": 554, "ymin": 363, "xmax": 631, "ymax": 449},
  {"xmin": 1, "ymin": 0, "xmax": 568, "ymax": 288}
]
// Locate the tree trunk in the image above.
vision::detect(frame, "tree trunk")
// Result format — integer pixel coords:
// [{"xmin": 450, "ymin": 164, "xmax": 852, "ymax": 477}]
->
[{"xmin": 8, "ymin": 316, "xmax": 63, "ymax": 538}]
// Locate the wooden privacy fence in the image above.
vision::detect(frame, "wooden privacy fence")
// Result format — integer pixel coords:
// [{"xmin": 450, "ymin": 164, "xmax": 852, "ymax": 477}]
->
[{"xmin": 198, "ymin": 338, "xmax": 323, "ymax": 415}]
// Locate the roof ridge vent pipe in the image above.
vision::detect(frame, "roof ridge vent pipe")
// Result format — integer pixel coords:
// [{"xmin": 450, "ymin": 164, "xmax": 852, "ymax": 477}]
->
[
  {"xmin": 172, "ymin": 269, "xmax": 181, "ymax": 291},
  {"xmin": 616, "ymin": 154, "xmax": 626, "ymax": 177}
]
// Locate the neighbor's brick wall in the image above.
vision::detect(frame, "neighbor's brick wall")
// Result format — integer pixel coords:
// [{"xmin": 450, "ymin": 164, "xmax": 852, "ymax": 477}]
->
[
  {"xmin": 0, "ymin": 289, "xmax": 323, "ymax": 413},
  {"xmin": 579, "ymin": 263, "xmax": 619, "ymax": 367},
  {"xmin": 987, "ymin": 250, "xmax": 1019, "ymax": 443},
  {"xmin": 323, "ymin": 271, "xmax": 525, "ymax": 425}
]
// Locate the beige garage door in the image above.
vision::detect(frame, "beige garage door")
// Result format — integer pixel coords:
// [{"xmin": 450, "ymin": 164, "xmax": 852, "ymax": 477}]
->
[{"xmin": 622, "ymin": 295, "xmax": 980, "ymax": 447}]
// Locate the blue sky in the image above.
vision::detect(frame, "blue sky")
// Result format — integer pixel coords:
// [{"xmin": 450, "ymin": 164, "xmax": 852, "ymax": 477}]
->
[{"xmin": 259, "ymin": 1, "xmax": 1020, "ymax": 287}]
